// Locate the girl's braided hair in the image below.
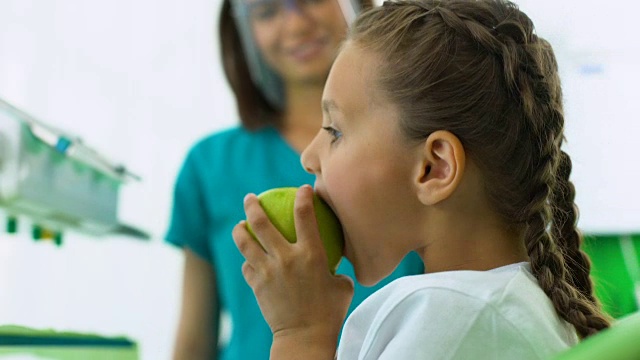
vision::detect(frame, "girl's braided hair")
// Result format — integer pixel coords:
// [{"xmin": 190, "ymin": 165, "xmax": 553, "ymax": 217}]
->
[{"xmin": 350, "ymin": 0, "xmax": 610, "ymax": 338}]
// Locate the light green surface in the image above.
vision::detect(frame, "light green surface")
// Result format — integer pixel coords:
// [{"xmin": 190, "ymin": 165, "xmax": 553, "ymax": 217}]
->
[
  {"xmin": 0, "ymin": 346, "xmax": 138, "ymax": 360},
  {"xmin": 0, "ymin": 325, "xmax": 138, "ymax": 360},
  {"xmin": 553, "ymin": 312, "xmax": 640, "ymax": 360},
  {"xmin": 0, "ymin": 325, "xmax": 134, "ymax": 341}
]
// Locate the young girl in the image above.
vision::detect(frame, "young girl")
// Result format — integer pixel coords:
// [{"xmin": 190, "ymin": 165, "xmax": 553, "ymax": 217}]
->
[
  {"xmin": 166, "ymin": 0, "xmax": 424, "ymax": 358},
  {"xmin": 232, "ymin": 0, "xmax": 612, "ymax": 358}
]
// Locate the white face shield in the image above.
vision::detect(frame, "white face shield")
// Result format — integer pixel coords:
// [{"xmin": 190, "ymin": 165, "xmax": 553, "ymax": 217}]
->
[{"xmin": 230, "ymin": 0, "xmax": 361, "ymax": 110}]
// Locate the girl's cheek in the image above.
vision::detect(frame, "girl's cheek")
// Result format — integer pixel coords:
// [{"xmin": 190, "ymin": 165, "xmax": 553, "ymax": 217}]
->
[{"xmin": 325, "ymin": 174, "xmax": 356, "ymax": 213}]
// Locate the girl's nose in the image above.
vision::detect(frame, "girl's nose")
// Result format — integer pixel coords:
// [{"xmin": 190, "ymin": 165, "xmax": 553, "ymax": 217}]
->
[{"xmin": 301, "ymin": 134, "xmax": 320, "ymax": 175}]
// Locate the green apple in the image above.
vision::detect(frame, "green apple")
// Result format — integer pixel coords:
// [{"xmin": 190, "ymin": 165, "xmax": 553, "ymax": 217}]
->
[{"xmin": 246, "ymin": 187, "xmax": 344, "ymax": 274}]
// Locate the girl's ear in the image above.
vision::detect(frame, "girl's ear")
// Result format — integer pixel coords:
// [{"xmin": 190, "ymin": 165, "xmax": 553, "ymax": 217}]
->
[{"xmin": 414, "ymin": 130, "xmax": 466, "ymax": 205}]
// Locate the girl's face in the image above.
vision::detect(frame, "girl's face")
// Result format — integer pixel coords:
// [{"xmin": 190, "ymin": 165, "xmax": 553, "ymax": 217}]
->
[
  {"xmin": 248, "ymin": 0, "xmax": 348, "ymax": 85},
  {"xmin": 301, "ymin": 43, "xmax": 425, "ymax": 286}
]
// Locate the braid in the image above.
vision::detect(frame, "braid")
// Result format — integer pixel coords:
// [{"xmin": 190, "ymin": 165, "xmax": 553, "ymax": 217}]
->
[
  {"xmin": 427, "ymin": 0, "xmax": 612, "ymax": 338},
  {"xmin": 490, "ymin": 12, "xmax": 612, "ymax": 338},
  {"xmin": 551, "ymin": 150, "xmax": 612, "ymax": 331},
  {"xmin": 522, "ymin": 149, "xmax": 603, "ymax": 339},
  {"xmin": 429, "ymin": 3, "xmax": 553, "ymax": 127},
  {"xmin": 518, "ymin": 130, "xmax": 600, "ymax": 338}
]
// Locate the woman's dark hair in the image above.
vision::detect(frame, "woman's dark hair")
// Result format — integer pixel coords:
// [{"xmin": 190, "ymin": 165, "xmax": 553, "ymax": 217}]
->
[
  {"xmin": 219, "ymin": 0, "xmax": 372, "ymax": 130},
  {"xmin": 350, "ymin": 0, "xmax": 610, "ymax": 338}
]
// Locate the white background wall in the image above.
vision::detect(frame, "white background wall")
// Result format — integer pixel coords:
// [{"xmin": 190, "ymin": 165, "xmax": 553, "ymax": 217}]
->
[
  {"xmin": 0, "ymin": 1, "xmax": 639, "ymax": 359},
  {"xmin": 0, "ymin": 0, "xmax": 236, "ymax": 358},
  {"xmin": 516, "ymin": 0, "xmax": 640, "ymax": 234}
]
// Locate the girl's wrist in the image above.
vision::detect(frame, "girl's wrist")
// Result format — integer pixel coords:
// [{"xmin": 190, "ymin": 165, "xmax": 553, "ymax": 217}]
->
[{"xmin": 270, "ymin": 326, "xmax": 340, "ymax": 360}]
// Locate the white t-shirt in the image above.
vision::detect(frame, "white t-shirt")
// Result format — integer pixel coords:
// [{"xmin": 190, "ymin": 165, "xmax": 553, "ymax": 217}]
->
[{"xmin": 337, "ymin": 262, "xmax": 579, "ymax": 360}]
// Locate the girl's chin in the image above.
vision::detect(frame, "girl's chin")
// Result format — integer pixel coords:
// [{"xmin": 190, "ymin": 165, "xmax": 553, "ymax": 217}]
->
[
  {"xmin": 351, "ymin": 258, "xmax": 403, "ymax": 287},
  {"xmin": 354, "ymin": 271, "xmax": 384, "ymax": 288},
  {"xmin": 344, "ymin": 255, "xmax": 376, "ymax": 287}
]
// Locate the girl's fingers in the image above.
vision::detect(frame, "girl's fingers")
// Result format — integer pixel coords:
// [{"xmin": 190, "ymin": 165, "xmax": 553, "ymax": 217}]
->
[
  {"xmin": 294, "ymin": 185, "xmax": 327, "ymax": 255},
  {"xmin": 241, "ymin": 261, "xmax": 258, "ymax": 288},
  {"xmin": 233, "ymin": 220, "xmax": 267, "ymax": 267},
  {"xmin": 243, "ymin": 193, "xmax": 287, "ymax": 253}
]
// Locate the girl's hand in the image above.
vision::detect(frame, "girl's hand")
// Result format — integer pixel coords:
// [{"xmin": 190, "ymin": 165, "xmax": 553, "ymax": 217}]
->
[{"xmin": 233, "ymin": 185, "xmax": 354, "ymax": 357}]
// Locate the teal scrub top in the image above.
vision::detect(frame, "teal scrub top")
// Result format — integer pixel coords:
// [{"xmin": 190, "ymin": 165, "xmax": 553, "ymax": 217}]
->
[{"xmin": 166, "ymin": 126, "xmax": 424, "ymax": 360}]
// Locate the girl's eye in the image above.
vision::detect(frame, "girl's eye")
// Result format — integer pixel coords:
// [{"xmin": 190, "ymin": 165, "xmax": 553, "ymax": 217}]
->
[{"xmin": 322, "ymin": 126, "xmax": 342, "ymax": 144}]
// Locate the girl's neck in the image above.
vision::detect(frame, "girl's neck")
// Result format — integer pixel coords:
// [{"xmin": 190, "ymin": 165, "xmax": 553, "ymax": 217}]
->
[
  {"xmin": 416, "ymin": 162, "xmax": 529, "ymax": 273},
  {"xmin": 280, "ymin": 82, "xmax": 325, "ymax": 153},
  {"xmin": 418, "ymin": 218, "xmax": 528, "ymax": 274}
]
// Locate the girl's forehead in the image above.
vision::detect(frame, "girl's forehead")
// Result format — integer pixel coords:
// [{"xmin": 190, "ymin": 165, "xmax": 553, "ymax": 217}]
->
[
  {"xmin": 325, "ymin": 44, "xmax": 382, "ymax": 112},
  {"xmin": 337, "ymin": 44, "xmax": 398, "ymax": 116},
  {"xmin": 332, "ymin": 44, "xmax": 381, "ymax": 90}
]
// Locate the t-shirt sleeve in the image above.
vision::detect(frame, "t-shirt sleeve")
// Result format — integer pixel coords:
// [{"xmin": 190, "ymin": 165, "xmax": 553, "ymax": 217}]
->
[
  {"xmin": 358, "ymin": 289, "xmax": 540, "ymax": 360},
  {"xmin": 165, "ymin": 146, "xmax": 211, "ymax": 262}
]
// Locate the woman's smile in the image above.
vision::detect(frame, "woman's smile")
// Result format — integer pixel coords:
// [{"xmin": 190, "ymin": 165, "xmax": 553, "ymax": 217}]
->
[{"xmin": 285, "ymin": 36, "xmax": 329, "ymax": 62}]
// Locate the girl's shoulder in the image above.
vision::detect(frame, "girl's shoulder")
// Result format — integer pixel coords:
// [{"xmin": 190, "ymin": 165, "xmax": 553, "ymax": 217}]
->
[
  {"xmin": 374, "ymin": 262, "xmax": 535, "ymax": 305},
  {"xmin": 341, "ymin": 263, "xmax": 577, "ymax": 359}
]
